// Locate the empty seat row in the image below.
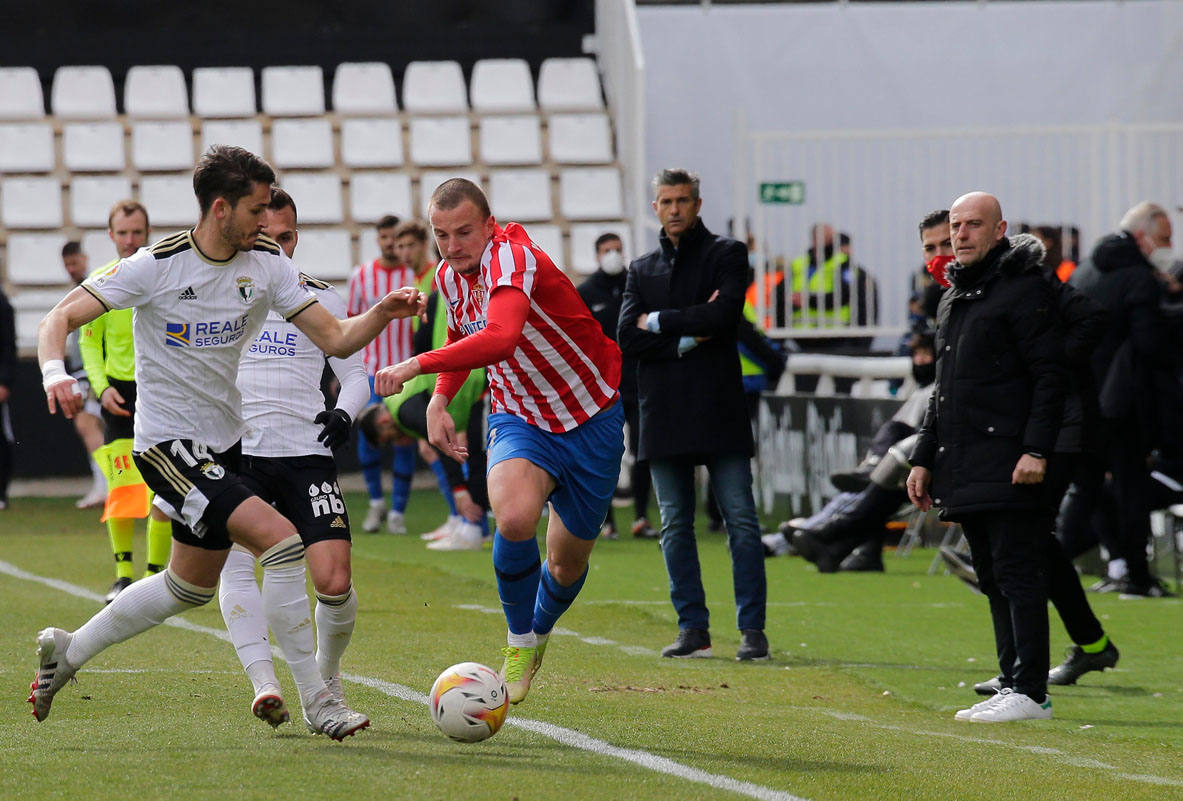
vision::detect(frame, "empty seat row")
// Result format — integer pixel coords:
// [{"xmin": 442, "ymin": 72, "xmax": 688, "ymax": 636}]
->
[
  {"xmin": 0, "ymin": 59, "xmax": 603, "ymax": 120},
  {"xmin": 0, "ymin": 167, "xmax": 623, "ymax": 230},
  {"xmin": 0, "ymin": 112, "xmax": 614, "ymax": 174}
]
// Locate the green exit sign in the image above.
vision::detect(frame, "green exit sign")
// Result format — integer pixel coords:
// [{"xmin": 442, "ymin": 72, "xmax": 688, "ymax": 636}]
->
[{"xmin": 759, "ymin": 181, "xmax": 805, "ymax": 205}]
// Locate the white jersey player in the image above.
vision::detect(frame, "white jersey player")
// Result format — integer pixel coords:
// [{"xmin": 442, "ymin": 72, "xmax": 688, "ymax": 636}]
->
[
  {"xmin": 32, "ymin": 145, "xmax": 425, "ymax": 740},
  {"xmin": 219, "ymin": 188, "xmax": 371, "ymax": 729}
]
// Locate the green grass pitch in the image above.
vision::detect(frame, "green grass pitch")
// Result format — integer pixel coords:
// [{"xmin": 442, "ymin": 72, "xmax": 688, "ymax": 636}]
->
[{"xmin": 2, "ymin": 491, "xmax": 1181, "ymax": 801}]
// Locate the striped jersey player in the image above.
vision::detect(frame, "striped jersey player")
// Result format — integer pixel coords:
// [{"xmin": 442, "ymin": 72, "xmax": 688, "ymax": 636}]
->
[{"xmin": 374, "ymin": 178, "xmax": 623, "ymax": 705}]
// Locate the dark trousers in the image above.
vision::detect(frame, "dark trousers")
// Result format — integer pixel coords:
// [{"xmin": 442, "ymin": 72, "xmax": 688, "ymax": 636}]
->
[
  {"xmin": 1040, "ymin": 455, "xmax": 1105, "ymax": 647},
  {"xmin": 1105, "ymin": 419, "xmax": 1155, "ymax": 586},
  {"xmin": 961, "ymin": 510, "xmax": 1049, "ymax": 700},
  {"xmin": 0, "ymin": 402, "xmax": 11, "ymax": 503}
]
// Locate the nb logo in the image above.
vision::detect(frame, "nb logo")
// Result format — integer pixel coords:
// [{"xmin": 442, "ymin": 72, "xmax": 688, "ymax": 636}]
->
[{"xmin": 308, "ymin": 480, "xmax": 345, "ymax": 518}]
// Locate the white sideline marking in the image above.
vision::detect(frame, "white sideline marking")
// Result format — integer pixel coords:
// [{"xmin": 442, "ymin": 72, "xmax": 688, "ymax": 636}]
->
[
  {"xmin": 804, "ymin": 707, "xmax": 1183, "ymax": 788},
  {"xmin": 1, "ymin": 559, "xmax": 806, "ymax": 801}
]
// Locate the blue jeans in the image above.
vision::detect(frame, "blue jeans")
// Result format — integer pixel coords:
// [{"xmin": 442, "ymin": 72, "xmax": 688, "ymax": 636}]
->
[{"xmin": 650, "ymin": 453, "xmax": 766, "ymax": 632}]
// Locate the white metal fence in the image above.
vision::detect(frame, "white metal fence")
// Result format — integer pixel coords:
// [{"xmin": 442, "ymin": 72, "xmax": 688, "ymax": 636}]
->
[{"xmin": 734, "ymin": 121, "xmax": 1183, "ymax": 341}]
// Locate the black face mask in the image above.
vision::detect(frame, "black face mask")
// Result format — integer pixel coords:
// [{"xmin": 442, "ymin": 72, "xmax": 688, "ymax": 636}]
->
[{"xmin": 912, "ymin": 361, "xmax": 936, "ymax": 387}]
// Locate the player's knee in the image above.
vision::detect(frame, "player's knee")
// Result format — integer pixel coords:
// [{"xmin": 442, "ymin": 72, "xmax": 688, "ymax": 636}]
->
[
  {"xmin": 547, "ymin": 558, "xmax": 587, "ymax": 587},
  {"xmin": 493, "ymin": 509, "xmax": 540, "ymax": 541},
  {"xmin": 313, "ymin": 568, "xmax": 352, "ymax": 598}
]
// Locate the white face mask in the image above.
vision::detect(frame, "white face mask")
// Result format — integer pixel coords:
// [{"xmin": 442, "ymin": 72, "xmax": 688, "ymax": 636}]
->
[
  {"xmin": 599, "ymin": 250, "xmax": 624, "ymax": 275},
  {"xmin": 1148, "ymin": 246, "xmax": 1175, "ymax": 273}
]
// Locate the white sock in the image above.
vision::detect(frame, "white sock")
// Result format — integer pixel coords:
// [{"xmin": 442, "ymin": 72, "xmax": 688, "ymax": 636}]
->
[
  {"xmin": 89, "ymin": 456, "xmax": 107, "ymax": 492},
  {"xmin": 66, "ymin": 569, "xmax": 214, "ymax": 667},
  {"xmin": 506, "ymin": 630, "xmax": 538, "ymax": 648},
  {"xmin": 259, "ymin": 535, "xmax": 325, "ymax": 709},
  {"xmin": 1108, "ymin": 558, "xmax": 1128, "ymax": 581},
  {"xmin": 218, "ymin": 546, "xmax": 277, "ymax": 694},
  {"xmin": 314, "ymin": 585, "xmax": 357, "ymax": 680}
]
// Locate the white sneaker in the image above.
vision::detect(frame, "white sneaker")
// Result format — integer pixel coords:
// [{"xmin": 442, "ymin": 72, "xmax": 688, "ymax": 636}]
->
[
  {"xmin": 303, "ymin": 690, "xmax": 370, "ymax": 741},
  {"xmin": 954, "ymin": 693, "xmax": 1003, "ymax": 721},
  {"xmin": 426, "ymin": 521, "xmax": 483, "ymax": 551},
  {"xmin": 421, "ymin": 515, "xmax": 460, "ymax": 541},
  {"xmin": 970, "ymin": 688, "xmax": 1052, "ymax": 722},
  {"xmin": 29, "ymin": 627, "xmax": 78, "ymax": 722},
  {"xmin": 251, "ymin": 684, "xmax": 290, "ymax": 728},
  {"xmin": 386, "ymin": 510, "xmax": 406, "ymax": 535},
  {"xmin": 362, "ymin": 501, "xmax": 384, "ymax": 533},
  {"xmin": 75, "ymin": 487, "xmax": 107, "ymax": 510}
]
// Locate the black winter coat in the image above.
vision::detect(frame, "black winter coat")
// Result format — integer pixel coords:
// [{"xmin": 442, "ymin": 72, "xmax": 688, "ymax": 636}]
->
[
  {"xmin": 577, "ymin": 269, "xmax": 637, "ymax": 401},
  {"xmin": 1068, "ymin": 231, "xmax": 1166, "ymax": 421},
  {"xmin": 911, "ymin": 236, "xmax": 1068, "ymax": 518},
  {"xmin": 618, "ymin": 220, "xmax": 753, "ymax": 462}
]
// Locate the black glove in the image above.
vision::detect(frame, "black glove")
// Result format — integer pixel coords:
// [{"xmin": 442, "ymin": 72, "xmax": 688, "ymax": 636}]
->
[{"xmin": 315, "ymin": 408, "xmax": 352, "ymax": 450}]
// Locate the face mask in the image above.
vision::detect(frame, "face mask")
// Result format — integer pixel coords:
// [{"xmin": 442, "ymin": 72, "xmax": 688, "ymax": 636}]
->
[
  {"xmin": 599, "ymin": 250, "xmax": 624, "ymax": 275},
  {"xmin": 912, "ymin": 360, "xmax": 936, "ymax": 387},
  {"xmin": 1148, "ymin": 246, "xmax": 1175, "ymax": 273},
  {"xmin": 926, "ymin": 254, "xmax": 955, "ymax": 288}
]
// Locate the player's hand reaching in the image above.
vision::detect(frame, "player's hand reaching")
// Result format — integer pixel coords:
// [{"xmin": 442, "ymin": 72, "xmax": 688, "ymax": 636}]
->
[
  {"xmin": 376, "ymin": 287, "xmax": 428, "ymax": 322},
  {"xmin": 314, "ymin": 408, "xmax": 352, "ymax": 450},
  {"xmin": 41, "ymin": 359, "xmax": 83, "ymax": 419},
  {"xmin": 427, "ymin": 393, "xmax": 468, "ymax": 463},
  {"xmin": 100, "ymin": 385, "xmax": 132, "ymax": 417},
  {"xmin": 374, "ymin": 357, "xmax": 421, "ymax": 397}
]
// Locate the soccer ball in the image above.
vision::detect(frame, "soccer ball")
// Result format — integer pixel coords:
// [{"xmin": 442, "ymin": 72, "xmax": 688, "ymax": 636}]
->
[{"xmin": 429, "ymin": 662, "xmax": 509, "ymax": 742}]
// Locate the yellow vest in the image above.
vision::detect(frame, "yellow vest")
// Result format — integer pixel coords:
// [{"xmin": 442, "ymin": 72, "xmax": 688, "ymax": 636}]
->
[{"xmin": 789, "ymin": 252, "xmax": 850, "ymax": 325}]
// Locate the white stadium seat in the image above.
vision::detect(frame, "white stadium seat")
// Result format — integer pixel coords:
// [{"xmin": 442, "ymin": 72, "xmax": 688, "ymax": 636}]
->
[
  {"xmin": 418, "ymin": 170, "xmax": 482, "ymax": 210},
  {"xmin": 82, "ymin": 229, "xmax": 118, "ymax": 268},
  {"xmin": 547, "ymin": 112, "xmax": 613, "ymax": 164},
  {"xmin": 131, "ymin": 121, "xmax": 194, "ymax": 171},
  {"xmin": 1, "ymin": 176, "xmax": 62, "ymax": 228},
  {"xmin": 521, "ymin": 223, "xmax": 564, "ymax": 268},
  {"xmin": 332, "ymin": 62, "xmax": 397, "ymax": 114},
  {"xmin": 138, "ymin": 174, "xmax": 199, "ymax": 227},
  {"xmin": 279, "ymin": 173, "xmax": 343, "ymax": 224},
  {"xmin": 340, "ymin": 117, "xmax": 403, "ymax": 168},
  {"xmin": 271, "ymin": 118, "xmax": 334, "ymax": 169},
  {"xmin": 479, "ymin": 115, "xmax": 542, "ymax": 165},
  {"xmin": 51, "ymin": 66, "xmax": 117, "ymax": 118},
  {"xmin": 470, "ymin": 59, "xmax": 535, "ymax": 112},
  {"xmin": 192, "ymin": 67, "xmax": 256, "ymax": 118},
  {"xmin": 12, "ymin": 288, "xmax": 71, "ymax": 348},
  {"xmin": 348, "ymin": 171, "xmax": 413, "ymax": 224},
  {"xmin": 124, "ymin": 65, "xmax": 189, "ymax": 118},
  {"xmin": 0, "ymin": 67, "xmax": 45, "ymax": 119},
  {"xmin": 290, "ymin": 229, "xmax": 353, "ymax": 282},
  {"xmin": 558, "ymin": 167, "xmax": 623, "ymax": 220},
  {"xmin": 488, "ymin": 169, "xmax": 553, "ymax": 222},
  {"xmin": 537, "ymin": 58, "xmax": 603, "ymax": 110},
  {"xmin": 408, "ymin": 116, "xmax": 471, "ymax": 166},
  {"xmin": 71, "ymin": 176, "xmax": 133, "ymax": 228},
  {"xmin": 0, "ymin": 123, "xmax": 54, "ymax": 172},
  {"xmin": 401, "ymin": 61, "xmax": 467, "ymax": 113},
  {"xmin": 569, "ymin": 222, "xmax": 633, "ymax": 275},
  {"xmin": 201, "ymin": 119, "xmax": 264, "ymax": 156},
  {"xmin": 5, "ymin": 234, "xmax": 67, "ymax": 285},
  {"xmin": 262, "ymin": 66, "xmax": 325, "ymax": 116},
  {"xmin": 62, "ymin": 122, "xmax": 126, "ymax": 172}
]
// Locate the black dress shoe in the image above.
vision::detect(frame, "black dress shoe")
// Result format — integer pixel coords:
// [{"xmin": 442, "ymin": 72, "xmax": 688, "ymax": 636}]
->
[{"xmin": 838, "ymin": 542, "xmax": 884, "ymax": 572}]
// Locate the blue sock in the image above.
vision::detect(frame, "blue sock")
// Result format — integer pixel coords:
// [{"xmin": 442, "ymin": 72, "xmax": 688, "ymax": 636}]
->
[
  {"xmin": 493, "ymin": 533, "xmax": 541, "ymax": 636},
  {"xmin": 533, "ymin": 561, "xmax": 587, "ymax": 636},
  {"xmin": 357, "ymin": 436, "xmax": 383, "ymax": 502},
  {"xmin": 430, "ymin": 460, "xmax": 457, "ymax": 515},
  {"xmin": 390, "ymin": 444, "xmax": 416, "ymax": 513}
]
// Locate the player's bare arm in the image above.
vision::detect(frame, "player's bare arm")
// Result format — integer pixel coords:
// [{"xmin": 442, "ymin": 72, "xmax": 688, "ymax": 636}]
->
[
  {"xmin": 38, "ymin": 286, "xmax": 107, "ymax": 418},
  {"xmin": 293, "ymin": 287, "xmax": 426, "ymax": 358},
  {"xmin": 425, "ymin": 392, "xmax": 468, "ymax": 463}
]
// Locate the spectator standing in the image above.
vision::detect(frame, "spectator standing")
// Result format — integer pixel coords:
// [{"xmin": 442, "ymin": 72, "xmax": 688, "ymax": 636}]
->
[
  {"xmin": 578, "ymin": 232, "xmax": 657, "ymax": 540},
  {"xmin": 346, "ymin": 215, "xmax": 417, "ymax": 534},
  {"xmin": 618, "ymin": 168, "xmax": 769, "ymax": 662},
  {"xmin": 907, "ymin": 192, "xmax": 1068, "ymax": 723},
  {"xmin": 1066, "ymin": 202, "xmax": 1176, "ymax": 597}
]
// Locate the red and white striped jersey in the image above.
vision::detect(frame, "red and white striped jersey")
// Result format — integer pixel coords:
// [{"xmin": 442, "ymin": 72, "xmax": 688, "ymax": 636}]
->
[
  {"xmin": 433, "ymin": 222, "xmax": 620, "ymax": 433},
  {"xmin": 346, "ymin": 259, "xmax": 416, "ymax": 375}
]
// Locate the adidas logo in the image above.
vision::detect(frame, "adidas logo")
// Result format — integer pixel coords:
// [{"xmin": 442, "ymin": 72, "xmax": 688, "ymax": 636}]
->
[
  {"xmin": 330, "ymin": 515, "xmax": 346, "ymax": 529},
  {"xmin": 178, "ymin": 286, "xmax": 198, "ymax": 300}
]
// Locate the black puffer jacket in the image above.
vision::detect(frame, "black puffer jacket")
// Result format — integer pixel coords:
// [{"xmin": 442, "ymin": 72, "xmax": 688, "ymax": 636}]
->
[{"xmin": 911, "ymin": 235, "xmax": 1068, "ymax": 518}]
